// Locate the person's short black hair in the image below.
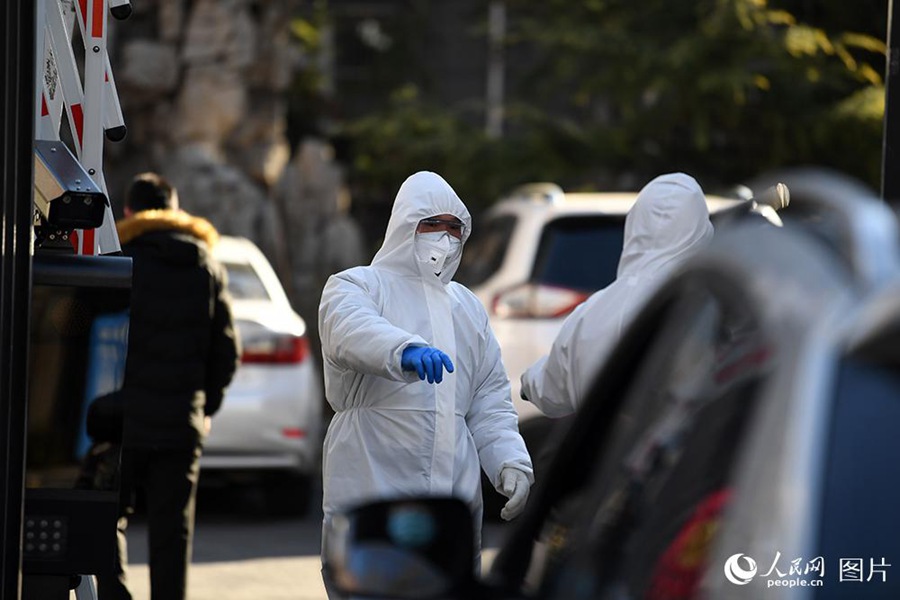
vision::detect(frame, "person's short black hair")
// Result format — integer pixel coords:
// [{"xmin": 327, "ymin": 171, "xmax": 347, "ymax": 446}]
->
[{"xmin": 126, "ymin": 172, "xmax": 179, "ymax": 212}]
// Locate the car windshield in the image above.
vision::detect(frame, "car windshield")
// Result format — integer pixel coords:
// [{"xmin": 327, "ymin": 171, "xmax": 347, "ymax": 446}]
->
[
  {"xmin": 456, "ymin": 214, "xmax": 517, "ymax": 287},
  {"xmin": 530, "ymin": 216, "xmax": 625, "ymax": 292},
  {"xmin": 222, "ymin": 261, "xmax": 271, "ymax": 301}
]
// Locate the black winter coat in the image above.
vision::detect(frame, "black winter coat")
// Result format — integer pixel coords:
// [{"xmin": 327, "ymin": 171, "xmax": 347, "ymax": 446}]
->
[{"xmin": 117, "ymin": 210, "xmax": 240, "ymax": 449}]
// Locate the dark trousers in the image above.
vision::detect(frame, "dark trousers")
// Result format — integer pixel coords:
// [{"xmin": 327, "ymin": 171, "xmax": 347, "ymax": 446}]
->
[{"xmin": 98, "ymin": 445, "xmax": 201, "ymax": 600}]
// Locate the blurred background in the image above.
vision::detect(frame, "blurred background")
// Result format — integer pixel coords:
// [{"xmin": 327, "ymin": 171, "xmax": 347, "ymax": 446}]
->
[
  {"xmin": 13, "ymin": 2, "xmax": 890, "ymax": 597},
  {"xmin": 102, "ymin": 0, "xmax": 889, "ymax": 354}
]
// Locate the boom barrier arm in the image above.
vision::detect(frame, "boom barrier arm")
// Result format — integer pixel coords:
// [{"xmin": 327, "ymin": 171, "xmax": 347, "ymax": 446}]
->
[{"xmin": 35, "ymin": 0, "xmax": 131, "ymax": 256}]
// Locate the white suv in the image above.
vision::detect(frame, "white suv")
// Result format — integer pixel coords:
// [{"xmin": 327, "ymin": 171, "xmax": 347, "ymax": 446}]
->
[
  {"xmin": 455, "ymin": 183, "xmax": 748, "ymax": 437},
  {"xmin": 201, "ymin": 236, "xmax": 323, "ymax": 515}
]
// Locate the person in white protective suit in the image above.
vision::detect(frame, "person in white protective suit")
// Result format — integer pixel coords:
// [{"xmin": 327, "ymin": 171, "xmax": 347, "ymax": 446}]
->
[
  {"xmin": 520, "ymin": 172, "xmax": 714, "ymax": 418},
  {"xmin": 318, "ymin": 172, "xmax": 534, "ymax": 579}
]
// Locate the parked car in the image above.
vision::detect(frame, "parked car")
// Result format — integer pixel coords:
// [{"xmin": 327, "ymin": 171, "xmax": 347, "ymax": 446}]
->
[
  {"xmin": 200, "ymin": 236, "xmax": 323, "ymax": 515},
  {"xmin": 323, "ymin": 187, "xmax": 900, "ymax": 599},
  {"xmin": 454, "ymin": 182, "xmax": 781, "ymax": 515}
]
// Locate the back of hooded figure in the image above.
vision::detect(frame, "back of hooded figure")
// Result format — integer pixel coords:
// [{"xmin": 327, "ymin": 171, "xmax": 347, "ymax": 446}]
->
[
  {"xmin": 318, "ymin": 172, "xmax": 533, "ymax": 568},
  {"xmin": 520, "ymin": 173, "xmax": 714, "ymax": 418}
]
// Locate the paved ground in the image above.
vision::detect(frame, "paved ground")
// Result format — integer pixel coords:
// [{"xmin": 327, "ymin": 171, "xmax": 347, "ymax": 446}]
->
[
  {"xmin": 121, "ymin": 483, "xmax": 506, "ymax": 600},
  {"xmin": 125, "ymin": 518, "xmax": 327, "ymax": 599}
]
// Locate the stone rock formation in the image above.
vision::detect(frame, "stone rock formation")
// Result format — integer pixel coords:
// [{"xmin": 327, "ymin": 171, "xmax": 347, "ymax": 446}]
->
[{"xmin": 104, "ymin": 0, "xmax": 365, "ymax": 324}]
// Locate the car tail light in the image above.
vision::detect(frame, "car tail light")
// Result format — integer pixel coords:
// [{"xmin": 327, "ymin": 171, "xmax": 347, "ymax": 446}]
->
[
  {"xmin": 492, "ymin": 283, "xmax": 589, "ymax": 318},
  {"xmin": 241, "ymin": 334, "xmax": 309, "ymax": 364}
]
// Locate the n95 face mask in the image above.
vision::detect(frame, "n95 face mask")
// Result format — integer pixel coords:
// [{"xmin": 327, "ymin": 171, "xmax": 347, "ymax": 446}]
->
[{"xmin": 415, "ymin": 231, "xmax": 461, "ymax": 276}]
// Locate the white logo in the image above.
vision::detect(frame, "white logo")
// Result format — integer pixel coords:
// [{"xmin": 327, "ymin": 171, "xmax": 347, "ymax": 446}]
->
[{"xmin": 725, "ymin": 553, "xmax": 758, "ymax": 585}]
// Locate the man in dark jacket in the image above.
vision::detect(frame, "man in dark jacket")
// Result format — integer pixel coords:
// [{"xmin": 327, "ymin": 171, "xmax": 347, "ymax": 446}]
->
[{"xmin": 99, "ymin": 172, "xmax": 240, "ymax": 600}]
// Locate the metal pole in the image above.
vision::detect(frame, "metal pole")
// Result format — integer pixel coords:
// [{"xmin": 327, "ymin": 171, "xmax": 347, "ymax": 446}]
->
[
  {"xmin": 882, "ymin": 0, "xmax": 900, "ymax": 203},
  {"xmin": 485, "ymin": 1, "xmax": 506, "ymax": 139},
  {"xmin": 0, "ymin": 0, "xmax": 35, "ymax": 596}
]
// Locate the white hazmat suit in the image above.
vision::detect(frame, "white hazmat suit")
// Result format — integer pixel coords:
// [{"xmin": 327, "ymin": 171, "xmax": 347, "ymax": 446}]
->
[
  {"xmin": 318, "ymin": 172, "xmax": 533, "ymax": 557},
  {"xmin": 520, "ymin": 172, "xmax": 714, "ymax": 417}
]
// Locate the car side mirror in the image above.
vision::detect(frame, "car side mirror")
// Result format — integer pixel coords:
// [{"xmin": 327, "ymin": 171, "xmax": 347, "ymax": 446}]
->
[
  {"xmin": 749, "ymin": 182, "xmax": 790, "ymax": 226},
  {"xmin": 322, "ymin": 497, "xmax": 477, "ymax": 599},
  {"xmin": 714, "ymin": 183, "xmax": 791, "ymax": 228}
]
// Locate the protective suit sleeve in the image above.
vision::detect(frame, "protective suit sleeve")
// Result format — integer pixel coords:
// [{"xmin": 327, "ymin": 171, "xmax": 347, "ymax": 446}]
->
[
  {"xmin": 521, "ymin": 283, "xmax": 637, "ymax": 417},
  {"xmin": 319, "ymin": 271, "xmax": 428, "ymax": 381},
  {"xmin": 519, "ymin": 304, "xmax": 586, "ymax": 418},
  {"xmin": 466, "ymin": 319, "xmax": 533, "ymax": 491}
]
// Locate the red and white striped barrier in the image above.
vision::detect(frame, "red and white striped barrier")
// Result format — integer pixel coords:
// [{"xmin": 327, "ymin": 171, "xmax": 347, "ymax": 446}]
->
[{"xmin": 36, "ymin": 0, "xmax": 131, "ymax": 255}]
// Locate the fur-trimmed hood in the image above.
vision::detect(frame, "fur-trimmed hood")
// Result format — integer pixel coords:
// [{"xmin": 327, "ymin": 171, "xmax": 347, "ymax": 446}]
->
[{"xmin": 117, "ymin": 209, "xmax": 219, "ymax": 248}]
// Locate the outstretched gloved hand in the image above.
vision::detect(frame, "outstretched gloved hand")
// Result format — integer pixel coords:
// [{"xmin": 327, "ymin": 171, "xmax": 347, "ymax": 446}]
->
[
  {"xmin": 498, "ymin": 467, "xmax": 531, "ymax": 521},
  {"xmin": 401, "ymin": 346, "xmax": 455, "ymax": 384}
]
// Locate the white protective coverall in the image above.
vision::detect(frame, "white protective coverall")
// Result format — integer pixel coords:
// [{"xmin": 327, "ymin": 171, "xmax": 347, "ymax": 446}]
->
[
  {"xmin": 520, "ymin": 172, "xmax": 714, "ymax": 418},
  {"xmin": 318, "ymin": 171, "xmax": 533, "ymax": 552}
]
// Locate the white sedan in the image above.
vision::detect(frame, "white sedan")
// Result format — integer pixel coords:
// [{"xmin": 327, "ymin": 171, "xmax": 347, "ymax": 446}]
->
[{"xmin": 201, "ymin": 236, "xmax": 323, "ymax": 515}]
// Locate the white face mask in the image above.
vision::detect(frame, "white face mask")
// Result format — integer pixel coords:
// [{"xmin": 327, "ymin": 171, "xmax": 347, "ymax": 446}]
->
[{"xmin": 415, "ymin": 231, "xmax": 461, "ymax": 276}]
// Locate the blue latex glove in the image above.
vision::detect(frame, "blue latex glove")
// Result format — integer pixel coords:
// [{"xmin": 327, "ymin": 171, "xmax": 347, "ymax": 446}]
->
[{"xmin": 401, "ymin": 346, "xmax": 455, "ymax": 384}]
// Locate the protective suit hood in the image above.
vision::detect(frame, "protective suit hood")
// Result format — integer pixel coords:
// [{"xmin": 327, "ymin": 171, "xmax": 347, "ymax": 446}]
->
[
  {"xmin": 372, "ymin": 171, "xmax": 472, "ymax": 284},
  {"xmin": 617, "ymin": 172, "xmax": 713, "ymax": 279}
]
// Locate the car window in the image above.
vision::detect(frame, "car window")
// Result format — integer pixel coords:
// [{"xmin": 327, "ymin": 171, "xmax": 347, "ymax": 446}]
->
[
  {"xmin": 814, "ymin": 357, "xmax": 900, "ymax": 599},
  {"xmin": 530, "ymin": 216, "xmax": 625, "ymax": 293},
  {"xmin": 529, "ymin": 278, "xmax": 770, "ymax": 600},
  {"xmin": 222, "ymin": 261, "xmax": 271, "ymax": 301},
  {"xmin": 456, "ymin": 214, "xmax": 517, "ymax": 287}
]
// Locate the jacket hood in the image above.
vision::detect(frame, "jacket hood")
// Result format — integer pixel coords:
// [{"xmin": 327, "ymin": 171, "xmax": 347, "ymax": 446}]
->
[
  {"xmin": 117, "ymin": 209, "xmax": 220, "ymax": 248},
  {"xmin": 371, "ymin": 172, "xmax": 472, "ymax": 283},
  {"xmin": 617, "ymin": 173, "xmax": 713, "ymax": 278}
]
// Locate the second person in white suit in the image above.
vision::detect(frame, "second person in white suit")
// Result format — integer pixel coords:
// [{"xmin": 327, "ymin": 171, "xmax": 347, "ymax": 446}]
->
[{"xmin": 520, "ymin": 172, "xmax": 715, "ymax": 417}]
